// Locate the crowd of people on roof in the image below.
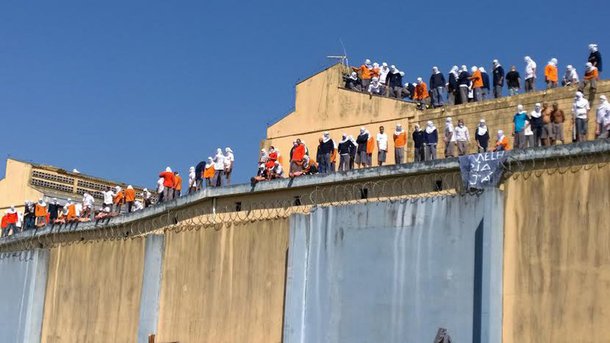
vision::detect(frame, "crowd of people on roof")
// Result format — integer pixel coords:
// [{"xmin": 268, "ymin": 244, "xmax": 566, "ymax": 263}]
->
[
  {"xmin": 0, "ymin": 147, "xmax": 236, "ymax": 238},
  {"xmin": 344, "ymin": 44, "xmax": 602, "ymax": 110},
  {"xmin": 253, "ymin": 90, "xmax": 610, "ymax": 182}
]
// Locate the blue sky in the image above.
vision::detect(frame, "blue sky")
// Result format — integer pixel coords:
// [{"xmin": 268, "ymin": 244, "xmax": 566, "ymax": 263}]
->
[{"xmin": 0, "ymin": 0, "xmax": 607, "ymax": 188}]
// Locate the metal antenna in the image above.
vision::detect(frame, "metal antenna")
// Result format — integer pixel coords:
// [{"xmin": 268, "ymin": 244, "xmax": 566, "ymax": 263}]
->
[{"xmin": 326, "ymin": 38, "xmax": 350, "ymax": 68}]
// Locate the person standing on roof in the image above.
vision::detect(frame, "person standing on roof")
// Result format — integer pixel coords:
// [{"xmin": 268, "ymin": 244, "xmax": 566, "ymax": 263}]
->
[
  {"xmin": 125, "ymin": 185, "xmax": 136, "ymax": 213},
  {"xmin": 2, "ymin": 207, "xmax": 18, "ymax": 237},
  {"xmin": 82, "ymin": 192, "xmax": 95, "ymax": 218},
  {"xmin": 212, "ymin": 148, "xmax": 225, "ymax": 187},
  {"xmin": 424, "ymin": 121, "xmax": 438, "ymax": 160},
  {"xmin": 506, "ymin": 65, "xmax": 521, "ymax": 96},
  {"xmin": 352, "ymin": 59, "xmax": 373, "ymax": 91},
  {"xmin": 188, "ymin": 166, "xmax": 196, "ymax": 194},
  {"xmin": 317, "ymin": 132, "xmax": 335, "ymax": 173},
  {"xmin": 545, "ymin": 58, "xmax": 559, "ymax": 89},
  {"xmin": 337, "ymin": 134, "xmax": 351, "ymax": 171},
  {"xmin": 480, "ymin": 67, "xmax": 490, "ymax": 100},
  {"xmin": 113, "ymin": 186, "xmax": 125, "ymax": 213},
  {"xmin": 356, "ymin": 127, "xmax": 370, "ymax": 168},
  {"xmin": 447, "ymin": 66, "xmax": 459, "ymax": 105},
  {"xmin": 413, "ymin": 77, "xmax": 430, "ymax": 109},
  {"xmin": 412, "ymin": 123, "xmax": 425, "ymax": 162},
  {"xmin": 173, "ymin": 172, "xmax": 182, "ymax": 198},
  {"xmin": 159, "ymin": 167, "xmax": 175, "ymax": 201},
  {"xmin": 492, "ymin": 60, "xmax": 504, "ymax": 98},
  {"xmin": 524, "ymin": 56, "xmax": 537, "ymax": 92},
  {"xmin": 457, "ymin": 65, "xmax": 471, "ymax": 104},
  {"xmin": 429, "ymin": 67, "xmax": 446, "ymax": 108},
  {"xmin": 387, "ymin": 65, "xmax": 403, "ymax": 99},
  {"xmin": 470, "ymin": 66, "xmax": 483, "ymax": 102},
  {"xmin": 379, "ymin": 62, "xmax": 390, "ymax": 94},
  {"xmin": 204, "ymin": 157, "xmax": 215, "ymax": 187},
  {"xmin": 596, "ymin": 95, "xmax": 610, "ymax": 138},
  {"xmin": 588, "ymin": 43, "xmax": 603, "ymax": 74},
  {"xmin": 224, "ymin": 147, "xmax": 235, "ymax": 185}
]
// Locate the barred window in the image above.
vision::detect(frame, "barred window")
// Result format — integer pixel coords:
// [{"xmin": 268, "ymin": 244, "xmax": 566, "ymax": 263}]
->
[
  {"xmin": 32, "ymin": 170, "xmax": 74, "ymax": 184},
  {"xmin": 31, "ymin": 179, "xmax": 74, "ymax": 193},
  {"xmin": 77, "ymin": 180, "xmax": 109, "ymax": 191}
]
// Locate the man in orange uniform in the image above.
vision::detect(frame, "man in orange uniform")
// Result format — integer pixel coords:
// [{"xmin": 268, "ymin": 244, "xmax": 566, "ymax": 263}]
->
[
  {"xmin": 1, "ymin": 207, "xmax": 18, "ymax": 237},
  {"xmin": 290, "ymin": 139, "xmax": 307, "ymax": 175},
  {"xmin": 545, "ymin": 58, "xmax": 558, "ymax": 89},
  {"xmin": 413, "ymin": 77, "xmax": 430, "ymax": 110},
  {"xmin": 352, "ymin": 59, "xmax": 373, "ymax": 92},
  {"xmin": 125, "ymin": 185, "xmax": 136, "ymax": 213},
  {"xmin": 34, "ymin": 198, "xmax": 48, "ymax": 228},
  {"xmin": 470, "ymin": 66, "xmax": 484, "ymax": 102},
  {"xmin": 113, "ymin": 186, "xmax": 125, "ymax": 213},
  {"xmin": 580, "ymin": 62, "xmax": 599, "ymax": 97},
  {"xmin": 494, "ymin": 130, "xmax": 511, "ymax": 151},
  {"xmin": 173, "ymin": 172, "xmax": 182, "ymax": 199},
  {"xmin": 366, "ymin": 133, "xmax": 375, "ymax": 167},
  {"xmin": 159, "ymin": 167, "xmax": 175, "ymax": 202},
  {"xmin": 64, "ymin": 199, "xmax": 77, "ymax": 222},
  {"xmin": 203, "ymin": 158, "xmax": 215, "ymax": 187},
  {"xmin": 393, "ymin": 123, "xmax": 407, "ymax": 164}
]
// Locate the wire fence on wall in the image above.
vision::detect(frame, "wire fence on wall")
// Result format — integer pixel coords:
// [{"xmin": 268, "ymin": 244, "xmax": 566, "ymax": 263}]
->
[{"xmin": 1, "ymin": 141, "xmax": 609, "ymax": 256}]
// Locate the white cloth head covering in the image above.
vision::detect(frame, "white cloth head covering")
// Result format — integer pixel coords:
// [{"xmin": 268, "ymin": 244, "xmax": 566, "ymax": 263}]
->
[
  {"xmin": 471, "ymin": 66, "xmax": 478, "ymax": 73},
  {"xmin": 497, "ymin": 130, "xmax": 505, "ymax": 140},
  {"xmin": 165, "ymin": 166, "xmax": 172, "ymax": 172},
  {"xmin": 432, "ymin": 66, "xmax": 439, "ymax": 74},
  {"xmin": 425, "ymin": 121, "xmax": 436, "ymax": 134},
  {"xmin": 479, "ymin": 67, "xmax": 486, "ymax": 73},
  {"xmin": 461, "ymin": 65, "xmax": 468, "ymax": 72},
  {"xmin": 417, "ymin": 77, "xmax": 423, "ymax": 83},
  {"xmin": 477, "ymin": 119, "xmax": 488, "ymax": 136},
  {"xmin": 365, "ymin": 58, "xmax": 371, "ymax": 65}
]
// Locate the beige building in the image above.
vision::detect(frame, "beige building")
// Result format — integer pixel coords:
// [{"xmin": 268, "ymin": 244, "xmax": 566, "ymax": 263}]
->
[
  {"xmin": 0, "ymin": 158, "xmax": 146, "ymax": 211},
  {"xmin": 265, "ymin": 63, "xmax": 608, "ymax": 171}
]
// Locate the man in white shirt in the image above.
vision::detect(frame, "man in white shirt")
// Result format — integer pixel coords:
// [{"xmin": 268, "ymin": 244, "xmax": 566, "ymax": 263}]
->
[
  {"xmin": 224, "ymin": 147, "xmax": 235, "ymax": 185},
  {"xmin": 102, "ymin": 187, "xmax": 114, "ymax": 210},
  {"xmin": 454, "ymin": 119, "xmax": 470, "ymax": 156},
  {"xmin": 379, "ymin": 62, "xmax": 390, "ymax": 92},
  {"xmin": 82, "ymin": 192, "xmax": 95, "ymax": 219},
  {"xmin": 213, "ymin": 148, "xmax": 225, "ymax": 187},
  {"xmin": 572, "ymin": 91, "xmax": 590, "ymax": 142},
  {"xmin": 376, "ymin": 126, "xmax": 388, "ymax": 166},
  {"xmin": 444, "ymin": 117, "xmax": 457, "ymax": 158},
  {"xmin": 524, "ymin": 56, "xmax": 537, "ymax": 92},
  {"xmin": 596, "ymin": 95, "xmax": 610, "ymax": 138}
]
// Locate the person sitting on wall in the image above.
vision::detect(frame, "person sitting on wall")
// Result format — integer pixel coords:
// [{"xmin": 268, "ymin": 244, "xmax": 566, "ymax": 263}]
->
[
  {"xmin": 413, "ymin": 77, "xmax": 430, "ymax": 110},
  {"xmin": 367, "ymin": 77, "xmax": 383, "ymax": 96},
  {"xmin": 343, "ymin": 71, "xmax": 362, "ymax": 91},
  {"xmin": 64, "ymin": 199, "xmax": 78, "ymax": 222},
  {"xmin": 352, "ymin": 58, "xmax": 373, "ymax": 91},
  {"xmin": 494, "ymin": 130, "xmax": 511, "ymax": 151}
]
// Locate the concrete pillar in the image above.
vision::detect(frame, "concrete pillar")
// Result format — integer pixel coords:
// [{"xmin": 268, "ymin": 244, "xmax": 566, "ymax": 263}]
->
[{"xmin": 137, "ymin": 234, "xmax": 165, "ymax": 343}]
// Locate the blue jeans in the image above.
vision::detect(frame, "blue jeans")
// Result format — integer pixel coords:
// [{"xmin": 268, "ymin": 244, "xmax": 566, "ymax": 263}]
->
[
  {"xmin": 431, "ymin": 87, "xmax": 444, "ymax": 107},
  {"xmin": 318, "ymin": 153, "xmax": 331, "ymax": 173}
]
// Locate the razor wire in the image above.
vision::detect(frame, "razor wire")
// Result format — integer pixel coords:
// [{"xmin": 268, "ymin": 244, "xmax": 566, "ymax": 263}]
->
[{"xmin": 1, "ymin": 141, "xmax": 610, "ymax": 253}]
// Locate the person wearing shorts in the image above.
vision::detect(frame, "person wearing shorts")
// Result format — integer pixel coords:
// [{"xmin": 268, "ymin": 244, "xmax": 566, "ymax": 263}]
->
[{"xmin": 550, "ymin": 103, "xmax": 565, "ymax": 144}]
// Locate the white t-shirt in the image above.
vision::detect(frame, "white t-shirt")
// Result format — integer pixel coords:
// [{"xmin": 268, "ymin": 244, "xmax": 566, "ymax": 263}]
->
[
  {"xmin": 213, "ymin": 153, "xmax": 225, "ymax": 170},
  {"xmin": 573, "ymin": 98, "xmax": 590, "ymax": 119},
  {"xmin": 103, "ymin": 190, "xmax": 114, "ymax": 204},
  {"xmin": 596, "ymin": 103, "xmax": 610, "ymax": 125},
  {"xmin": 454, "ymin": 125, "xmax": 470, "ymax": 142},
  {"xmin": 157, "ymin": 178, "xmax": 164, "ymax": 193},
  {"xmin": 379, "ymin": 67, "xmax": 390, "ymax": 84},
  {"xmin": 524, "ymin": 120, "xmax": 533, "ymax": 135},
  {"xmin": 376, "ymin": 133, "xmax": 388, "ymax": 151},
  {"xmin": 525, "ymin": 60, "xmax": 537, "ymax": 79},
  {"xmin": 445, "ymin": 124, "xmax": 457, "ymax": 142}
]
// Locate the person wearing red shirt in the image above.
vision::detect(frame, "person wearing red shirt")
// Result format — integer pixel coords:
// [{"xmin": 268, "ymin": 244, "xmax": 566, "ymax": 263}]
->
[{"xmin": 1, "ymin": 207, "xmax": 18, "ymax": 237}]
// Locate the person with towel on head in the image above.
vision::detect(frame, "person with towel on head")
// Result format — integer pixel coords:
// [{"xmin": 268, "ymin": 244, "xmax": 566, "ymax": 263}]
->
[
  {"xmin": 588, "ymin": 43, "xmax": 603, "ymax": 74},
  {"xmin": 173, "ymin": 172, "xmax": 182, "ymax": 198},
  {"xmin": 355, "ymin": 127, "xmax": 370, "ymax": 168},
  {"xmin": 64, "ymin": 199, "xmax": 77, "ymax": 222},
  {"xmin": 529, "ymin": 103, "xmax": 544, "ymax": 147},
  {"xmin": 347, "ymin": 135, "xmax": 358, "ymax": 170},
  {"xmin": 376, "ymin": 126, "xmax": 388, "ymax": 166},
  {"xmin": 386, "ymin": 65, "xmax": 403, "ymax": 98},
  {"xmin": 447, "ymin": 66, "xmax": 459, "ymax": 105},
  {"xmin": 443, "ymin": 117, "xmax": 456, "ymax": 158},
  {"xmin": 113, "ymin": 186, "xmax": 125, "ymax": 213},
  {"xmin": 194, "ymin": 160, "xmax": 205, "ymax": 191},
  {"xmin": 495, "ymin": 130, "xmax": 510, "ymax": 151},
  {"xmin": 562, "ymin": 65, "xmax": 579, "ymax": 87},
  {"xmin": 393, "ymin": 123, "xmax": 407, "ymax": 164},
  {"xmin": 470, "ymin": 66, "xmax": 483, "ymax": 102},
  {"xmin": 156, "ymin": 177, "xmax": 165, "ymax": 203},
  {"xmin": 23, "ymin": 201, "xmax": 34, "ymax": 229},
  {"xmin": 454, "ymin": 119, "xmax": 470, "ymax": 156},
  {"xmin": 492, "ymin": 59, "xmax": 504, "ymax": 98},
  {"xmin": 317, "ymin": 132, "xmax": 334, "ymax": 173},
  {"xmin": 513, "ymin": 104, "xmax": 528, "ymax": 149},
  {"xmin": 367, "ymin": 77, "xmax": 383, "ymax": 95},
  {"xmin": 344, "ymin": 71, "xmax": 362, "ymax": 91},
  {"xmin": 480, "ymin": 67, "xmax": 490, "ymax": 99},
  {"xmin": 200, "ymin": 157, "xmax": 212, "ymax": 187},
  {"xmin": 48, "ymin": 198, "xmax": 61, "ymax": 223},
  {"xmin": 1, "ymin": 207, "xmax": 18, "ymax": 237},
  {"xmin": 413, "ymin": 77, "xmax": 430, "ymax": 110},
  {"xmin": 125, "ymin": 185, "xmax": 136, "ymax": 212},
  {"xmin": 159, "ymin": 167, "xmax": 175, "ymax": 201},
  {"xmin": 424, "ymin": 121, "xmax": 438, "ymax": 160},
  {"xmin": 429, "ymin": 66, "xmax": 446, "ymax": 107},
  {"xmin": 457, "ymin": 65, "xmax": 471, "ymax": 104},
  {"xmin": 524, "ymin": 56, "xmax": 537, "ymax": 92},
  {"xmin": 34, "ymin": 198, "xmax": 47, "ymax": 228},
  {"xmin": 188, "ymin": 166, "xmax": 197, "ymax": 194},
  {"xmin": 475, "ymin": 119, "xmax": 490, "ymax": 152},
  {"xmin": 212, "ymin": 148, "xmax": 225, "ymax": 187},
  {"xmin": 352, "ymin": 59, "xmax": 373, "ymax": 91},
  {"xmin": 545, "ymin": 58, "xmax": 559, "ymax": 89},
  {"xmin": 412, "ymin": 123, "xmax": 425, "ymax": 162},
  {"xmin": 572, "ymin": 91, "xmax": 591, "ymax": 142},
  {"xmin": 580, "ymin": 62, "xmax": 599, "ymax": 97},
  {"xmin": 337, "ymin": 133, "xmax": 351, "ymax": 171},
  {"xmin": 142, "ymin": 188, "xmax": 152, "ymax": 208},
  {"xmin": 596, "ymin": 95, "xmax": 610, "ymax": 139},
  {"xmin": 103, "ymin": 186, "xmax": 115, "ymax": 209},
  {"xmin": 379, "ymin": 62, "xmax": 390, "ymax": 93},
  {"xmin": 224, "ymin": 147, "xmax": 234, "ymax": 185}
]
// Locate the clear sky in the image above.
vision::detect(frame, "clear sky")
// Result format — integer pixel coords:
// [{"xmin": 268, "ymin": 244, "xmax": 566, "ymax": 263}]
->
[{"xmin": 0, "ymin": 0, "xmax": 608, "ymax": 188}]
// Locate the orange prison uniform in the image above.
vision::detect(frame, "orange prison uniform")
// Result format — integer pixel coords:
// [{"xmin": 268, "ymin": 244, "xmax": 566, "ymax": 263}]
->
[
  {"xmin": 414, "ymin": 83, "xmax": 429, "ymax": 100},
  {"xmin": 545, "ymin": 64, "xmax": 558, "ymax": 82}
]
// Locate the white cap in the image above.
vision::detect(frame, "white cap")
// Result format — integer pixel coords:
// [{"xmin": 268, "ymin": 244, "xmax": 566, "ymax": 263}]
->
[{"xmin": 365, "ymin": 59, "xmax": 371, "ymax": 64}]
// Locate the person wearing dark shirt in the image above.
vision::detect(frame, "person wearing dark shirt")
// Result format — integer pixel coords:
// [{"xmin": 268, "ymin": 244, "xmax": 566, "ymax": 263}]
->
[
  {"xmin": 412, "ymin": 124, "xmax": 426, "ymax": 162},
  {"xmin": 475, "ymin": 119, "xmax": 490, "ymax": 152},
  {"xmin": 588, "ymin": 44, "xmax": 603, "ymax": 73},
  {"xmin": 492, "ymin": 59, "xmax": 505, "ymax": 98},
  {"xmin": 447, "ymin": 66, "xmax": 459, "ymax": 105},
  {"xmin": 457, "ymin": 65, "xmax": 471, "ymax": 105},
  {"xmin": 429, "ymin": 66, "xmax": 446, "ymax": 108},
  {"xmin": 348, "ymin": 136, "xmax": 358, "ymax": 170},
  {"xmin": 480, "ymin": 67, "xmax": 490, "ymax": 100},
  {"xmin": 316, "ymin": 132, "xmax": 334, "ymax": 174},
  {"xmin": 407, "ymin": 83, "xmax": 416, "ymax": 100},
  {"xmin": 386, "ymin": 66, "xmax": 403, "ymax": 99},
  {"xmin": 337, "ymin": 134, "xmax": 351, "ymax": 171},
  {"xmin": 355, "ymin": 128, "xmax": 370, "ymax": 168},
  {"xmin": 505, "ymin": 65, "xmax": 521, "ymax": 96},
  {"xmin": 343, "ymin": 72, "xmax": 362, "ymax": 91},
  {"xmin": 48, "ymin": 198, "xmax": 61, "ymax": 224},
  {"xmin": 423, "ymin": 121, "xmax": 438, "ymax": 161}
]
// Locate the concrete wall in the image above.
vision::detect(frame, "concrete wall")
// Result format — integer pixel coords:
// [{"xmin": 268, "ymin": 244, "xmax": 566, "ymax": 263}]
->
[
  {"xmin": 0, "ymin": 250, "xmax": 48, "ymax": 343},
  {"xmin": 265, "ymin": 64, "xmax": 610, "ymax": 170},
  {"xmin": 0, "ymin": 159, "xmax": 42, "ymax": 211},
  {"xmin": 155, "ymin": 219, "xmax": 290, "ymax": 343},
  {"xmin": 40, "ymin": 239, "xmax": 146, "ymax": 343},
  {"xmin": 503, "ymin": 166, "xmax": 610, "ymax": 342},
  {"xmin": 284, "ymin": 191, "xmax": 504, "ymax": 343}
]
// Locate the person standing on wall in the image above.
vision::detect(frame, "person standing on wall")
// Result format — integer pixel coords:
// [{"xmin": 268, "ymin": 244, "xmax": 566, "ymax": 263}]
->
[
  {"xmin": 541, "ymin": 103, "xmax": 553, "ymax": 146},
  {"xmin": 412, "ymin": 123, "xmax": 425, "ymax": 162},
  {"xmin": 596, "ymin": 95, "xmax": 610, "ymax": 138},
  {"xmin": 545, "ymin": 59, "xmax": 559, "ymax": 89},
  {"xmin": 572, "ymin": 91, "xmax": 591, "ymax": 142},
  {"xmin": 470, "ymin": 66, "xmax": 483, "ymax": 102},
  {"xmin": 337, "ymin": 134, "xmax": 351, "ymax": 171},
  {"xmin": 454, "ymin": 119, "xmax": 470, "ymax": 156},
  {"xmin": 492, "ymin": 59, "xmax": 504, "ymax": 98},
  {"xmin": 443, "ymin": 117, "xmax": 456, "ymax": 158},
  {"xmin": 513, "ymin": 105, "xmax": 528, "ymax": 149},
  {"xmin": 429, "ymin": 67, "xmax": 446, "ymax": 108},
  {"xmin": 393, "ymin": 123, "xmax": 407, "ymax": 164},
  {"xmin": 550, "ymin": 102, "xmax": 566, "ymax": 145},
  {"xmin": 352, "ymin": 59, "xmax": 373, "ymax": 91},
  {"xmin": 173, "ymin": 172, "xmax": 182, "ymax": 198},
  {"xmin": 213, "ymin": 148, "xmax": 225, "ymax": 187},
  {"xmin": 424, "ymin": 121, "xmax": 438, "ymax": 160},
  {"xmin": 475, "ymin": 119, "xmax": 490, "ymax": 152},
  {"xmin": 317, "ymin": 132, "xmax": 334, "ymax": 173},
  {"xmin": 113, "ymin": 186, "xmax": 125, "ymax": 213},
  {"xmin": 480, "ymin": 67, "xmax": 490, "ymax": 100},
  {"xmin": 447, "ymin": 66, "xmax": 459, "ymax": 105},
  {"xmin": 356, "ymin": 128, "xmax": 370, "ymax": 168},
  {"xmin": 125, "ymin": 185, "xmax": 136, "ymax": 213},
  {"xmin": 524, "ymin": 56, "xmax": 537, "ymax": 92},
  {"xmin": 159, "ymin": 167, "xmax": 175, "ymax": 201},
  {"xmin": 457, "ymin": 65, "xmax": 471, "ymax": 104},
  {"xmin": 529, "ymin": 103, "xmax": 544, "ymax": 147},
  {"xmin": 376, "ymin": 126, "xmax": 388, "ymax": 166},
  {"xmin": 588, "ymin": 44, "xmax": 603, "ymax": 75},
  {"xmin": 505, "ymin": 65, "xmax": 521, "ymax": 96},
  {"xmin": 224, "ymin": 147, "xmax": 235, "ymax": 185}
]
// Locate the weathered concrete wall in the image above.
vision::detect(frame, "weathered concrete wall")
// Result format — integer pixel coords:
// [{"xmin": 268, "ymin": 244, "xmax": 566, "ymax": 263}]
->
[
  {"xmin": 155, "ymin": 219, "xmax": 289, "ymax": 343},
  {"xmin": 40, "ymin": 239, "xmax": 145, "ymax": 343},
  {"xmin": 265, "ymin": 63, "xmax": 610, "ymax": 169},
  {"xmin": 503, "ymin": 166, "xmax": 610, "ymax": 342},
  {"xmin": 0, "ymin": 250, "xmax": 48, "ymax": 343},
  {"xmin": 284, "ymin": 191, "xmax": 504, "ymax": 343}
]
